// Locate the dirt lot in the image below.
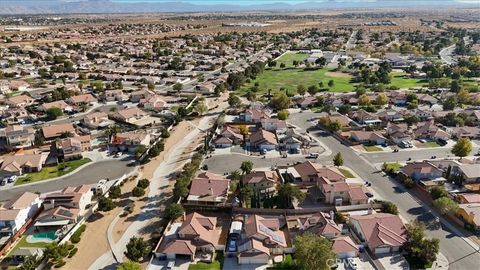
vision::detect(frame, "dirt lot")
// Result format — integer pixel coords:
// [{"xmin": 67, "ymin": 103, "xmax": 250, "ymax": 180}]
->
[{"xmin": 325, "ymin": 71, "xmax": 353, "ymax": 78}]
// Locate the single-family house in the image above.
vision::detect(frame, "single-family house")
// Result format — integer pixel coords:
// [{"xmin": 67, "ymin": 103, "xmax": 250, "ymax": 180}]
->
[
  {"xmin": 292, "ymin": 161, "xmax": 346, "ymax": 185},
  {"xmin": 42, "ymin": 185, "xmax": 93, "ymax": 214},
  {"xmin": 248, "ymin": 129, "xmax": 278, "ymax": 152},
  {"xmin": 240, "ymin": 109, "xmax": 270, "ymax": 123},
  {"xmin": 400, "ymin": 161, "xmax": 443, "ymax": 182},
  {"xmin": 243, "ymin": 171, "xmax": 279, "ymax": 198},
  {"xmin": 110, "ymin": 107, "xmax": 150, "ymax": 126},
  {"xmin": 55, "ymin": 137, "xmax": 83, "ymax": 161},
  {"xmin": 109, "ymin": 132, "xmax": 150, "ymax": 153},
  {"xmin": 82, "ymin": 112, "xmax": 114, "ymax": 129},
  {"xmin": 260, "ymin": 118, "xmax": 288, "ymax": 133},
  {"xmin": 187, "ymin": 172, "xmax": 229, "ymax": 205},
  {"xmin": 67, "ymin": 94, "xmax": 97, "ymax": 105},
  {"xmin": 104, "ymin": 90, "xmax": 126, "ymax": 102},
  {"xmin": 350, "ymin": 131, "xmax": 387, "ymax": 145},
  {"xmin": 42, "ymin": 123, "xmax": 76, "ymax": 140},
  {"xmin": 0, "ymin": 154, "xmax": 45, "ymax": 176},
  {"xmin": 5, "ymin": 95, "xmax": 35, "ymax": 108},
  {"xmin": 139, "ymin": 95, "xmax": 167, "ymax": 111},
  {"xmin": 413, "ymin": 121, "xmax": 450, "ymax": 142},
  {"xmin": 348, "ymin": 213, "xmax": 407, "ymax": 254},
  {"xmin": 4, "ymin": 125, "xmax": 35, "ymax": 149},
  {"xmin": 37, "ymin": 100, "xmax": 72, "ymax": 112},
  {"xmin": 456, "ymin": 203, "xmax": 480, "ymax": 231},
  {"xmin": 0, "ymin": 192, "xmax": 41, "ymax": 236}
]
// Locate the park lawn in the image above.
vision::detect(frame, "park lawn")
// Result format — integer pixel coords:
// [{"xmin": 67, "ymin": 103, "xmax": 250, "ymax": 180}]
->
[
  {"xmin": 339, "ymin": 168, "xmax": 355, "ymax": 178},
  {"xmin": 238, "ymin": 68, "xmax": 356, "ymax": 96},
  {"xmin": 419, "ymin": 141, "xmax": 441, "ymax": 148},
  {"xmin": 16, "ymin": 158, "xmax": 91, "ymax": 185},
  {"xmin": 188, "ymin": 252, "xmax": 224, "ymax": 270},
  {"xmin": 364, "ymin": 145, "xmax": 382, "ymax": 152},
  {"xmin": 384, "ymin": 162, "xmax": 402, "ymax": 172},
  {"xmin": 389, "ymin": 72, "xmax": 427, "ymax": 89},
  {"xmin": 275, "ymin": 52, "xmax": 309, "ymax": 68}
]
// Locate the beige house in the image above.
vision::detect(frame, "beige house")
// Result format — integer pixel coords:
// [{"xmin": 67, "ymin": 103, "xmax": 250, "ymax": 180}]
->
[
  {"xmin": 82, "ymin": 112, "xmax": 113, "ymax": 129},
  {"xmin": 5, "ymin": 95, "xmax": 35, "ymax": 108},
  {"xmin": 109, "ymin": 132, "xmax": 150, "ymax": 153},
  {"xmin": 0, "ymin": 154, "xmax": 45, "ymax": 176},
  {"xmin": 4, "ymin": 125, "xmax": 35, "ymax": 149},
  {"xmin": 42, "ymin": 123, "xmax": 76, "ymax": 140},
  {"xmin": 243, "ymin": 171, "xmax": 279, "ymax": 198}
]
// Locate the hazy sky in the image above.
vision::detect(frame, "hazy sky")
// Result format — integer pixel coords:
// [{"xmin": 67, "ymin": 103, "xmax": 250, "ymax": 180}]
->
[{"xmin": 111, "ymin": 0, "xmax": 479, "ymax": 4}]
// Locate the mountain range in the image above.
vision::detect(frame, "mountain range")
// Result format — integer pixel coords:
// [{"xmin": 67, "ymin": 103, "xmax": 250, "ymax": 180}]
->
[{"xmin": 0, "ymin": 0, "xmax": 477, "ymax": 15}]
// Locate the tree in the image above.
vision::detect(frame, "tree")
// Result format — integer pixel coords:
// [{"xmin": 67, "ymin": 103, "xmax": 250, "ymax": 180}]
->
[
  {"xmin": 19, "ymin": 255, "xmax": 40, "ymax": 270},
  {"xmin": 46, "ymin": 107, "xmax": 63, "ymax": 120},
  {"xmin": 327, "ymin": 79, "xmax": 335, "ymax": 88},
  {"xmin": 381, "ymin": 201, "xmax": 399, "ymax": 215},
  {"xmin": 228, "ymin": 93, "xmax": 242, "ymax": 109},
  {"xmin": 109, "ymin": 185, "xmax": 121, "ymax": 199},
  {"xmin": 333, "ymin": 152, "xmax": 344, "ymax": 167},
  {"xmin": 451, "ymin": 137, "xmax": 473, "ymax": 158},
  {"xmin": 434, "ymin": 197, "xmax": 459, "ymax": 215},
  {"xmin": 277, "ymin": 183, "xmax": 306, "ymax": 209},
  {"xmin": 147, "ymin": 82, "xmax": 155, "ymax": 91},
  {"xmin": 230, "ymin": 170, "xmax": 242, "ymax": 182},
  {"xmin": 135, "ymin": 145, "xmax": 147, "ymax": 159},
  {"xmin": 327, "ymin": 121, "xmax": 341, "ymax": 132},
  {"xmin": 457, "ymin": 88, "xmax": 470, "ymax": 104},
  {"xmin": 238, "ymin": 186, "xmax": 253, "ymax": 207},
  {"xmin": 297, "ymin": 84, "xmax": 306, "ymax": 96},
  {"xmin": 295, "ymin": 233, "xmax": 335, "ymax": 270},
  {"xmin": 443, "ymin": 96, "xmax": 457, "ymax": 110},
  {"xmin": 165, "ymin": 203, "xmax": 184, "ymax": 220},
  {"xmin": 271, "ymin": 92, "xmax": 291, "ymax": 110},
  {"xmin": 375, "ymin": 93, "xmax": 389, "ymax": 106},
  {"xmin": 132, "ymin": 187, "xmax": 145, "ymax": 197},
  {"xmin": 240, "ymin": 160, "xmax": 254, "ymax": 175},
  {"xmin": 404, "ymin": 220, "xmax": 440, "ymax": 269},
  {"xmin": 430, "ymin": 186, "xmax": 448, "ymax": 200},
  {"xmin": 98, "ymin": 196, "xmax": 115, "ymax": 211},
  {"xmin": 358, "ymin": 94, "xmax": 371, "ymax": 106},
  {"xmin": 194, "ymin": 101, "xmax": 208, "ymax": 116},
  {"xmin": 173, "ymin": 83, "xmax": 183, "ymax": 94},
  {"xmin": 116, "ymin": 261, "xmax": 142, "ymax": 270},
  {"xmin": 277, "ymin": 109, "xmax": 289, "ymax": 120},
  {"xmin": 125, "ymin": 237, "xmax": 151, "ymax": 262}
]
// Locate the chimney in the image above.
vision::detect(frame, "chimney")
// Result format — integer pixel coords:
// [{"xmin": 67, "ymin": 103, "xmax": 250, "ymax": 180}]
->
[
  {"xmin": 209, "ymin": 187, "xmax": 213, "ymax": 196},
  {"xmin": 367, "ymin": 207, "xmax": 373, "ymax": 215}
]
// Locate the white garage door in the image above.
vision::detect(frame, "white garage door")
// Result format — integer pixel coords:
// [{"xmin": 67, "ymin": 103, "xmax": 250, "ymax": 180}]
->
[
  {"xmin": 337, "ymin": 251, "xmax": 356, "ymax": 259},
  {"xmin": 375, "ymin": 247, "xmax": 391, "ymax": 254},
  {"xmin": 239, "ymin": 257, "xmax": 269, "ymax": 264}
]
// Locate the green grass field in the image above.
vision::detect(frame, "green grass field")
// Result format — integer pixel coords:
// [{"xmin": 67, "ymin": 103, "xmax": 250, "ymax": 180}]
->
[
  {"xmin": 16, "ymin": 158, "xmax": 91, "ymax": 185},
  {"xmin": 237, "ymin": 52, "xmax": 428, "ymax": 96},
  {"xmin": 383, "ymin": 162, "xmax": 402, "ymax": 172},
  {"xmin": 339, "ymin": 168, "xmax": 355, "ymax": 178},
  {"xmin": 6, "ymin": 236, "xmax": 50, "ymax": 257},
  {"xmin": 364, "ymin": 145, "xmax": 382, "ymax": 152},
  {"xmin": 275, "ymin": 52, "xmax": 309, "ymax": 68}
]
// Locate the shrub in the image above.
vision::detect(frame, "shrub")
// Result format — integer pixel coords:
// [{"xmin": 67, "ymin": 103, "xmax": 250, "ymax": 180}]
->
[
  {"xmin": 132, "ymin": 187, "xmax": 145, "ymax": 197},
  {"xmin": 137, "ymin": 179, "xmax": 150, "ymax": 189},
  {"xmin": 70, "ymin": 224, "xmax": 86, "ymax": 244},
  {"xmin": 165, "ymin": 204, "xmax": 184, "ymax": 220},
  {"xmin": 403, "ymin": 177, "xmax": 414, "ymax": 188},
  {"xmin": 68, "ymin": 248, "xmax": 78, "ymax": 258},
  {"xmin": 54, "ymin": 260, "xmax": 66, "ymax": 268},
  {"xmin": 381, "ymin": 201, "xmax": 399, "ymax": 215},
  {"xmin": 109, "ymin": 185, "xmax": 122, "ymax": 199},
  {"xmin": 98, "ymin": 196, "xmax": 115, "ymax": 211}
]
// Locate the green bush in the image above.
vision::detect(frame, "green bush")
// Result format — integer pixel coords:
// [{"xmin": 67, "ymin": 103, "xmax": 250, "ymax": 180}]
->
[
  {"xmin": 68, "ymin": 247, "xmax": 78, "ymax": 258},
  {"xmin": 98, "ymin": 196, "xmax": 116, "ymax": 211},
  {"xmin": 71, "ymin": 224, "xmax": 86, "ymax": 243},
  {"xmin": 132, "ymin": 187, "xmax": 145, "ymax": 197},
  {"xmin": 54, "ymin": 260, "xmax": 66, "ymax": 268},
  {"xmin": 137, "ymin": 179, "xmax": 150, "ymax": 189}
]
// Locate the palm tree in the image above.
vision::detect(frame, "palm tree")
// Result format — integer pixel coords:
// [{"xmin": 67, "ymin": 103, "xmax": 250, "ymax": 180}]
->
[
  {"xmin": 237, "ymin": 186, "xmax": 253, "ymax": 207},
  {"xmin": 240, "ymin": 160, "xmax": 254, "ymax": 175},
  {"xmin": 105, "ymin": 125, "xmax": 121, "ymax": 142},
  {"xmin": 277, "ymin": 183, "xmax": 306, "ymax": 208}
]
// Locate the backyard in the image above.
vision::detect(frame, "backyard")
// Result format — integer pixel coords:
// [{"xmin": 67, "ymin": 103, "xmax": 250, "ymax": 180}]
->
[
  {"xmin": 5, "ymin": 236, "xmax": 50, "ymax": 258},
  {"xmin": 16, "ymin": 158, "xmax": 92, "ymax": 185}
]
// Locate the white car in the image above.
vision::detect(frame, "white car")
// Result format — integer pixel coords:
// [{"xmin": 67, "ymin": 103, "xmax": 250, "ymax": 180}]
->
[
  {"xmin": 346, "ymin": 258, "xmax": 358, "ymax": 270},
  {"xmin": 8, "ymin": 175, "xmax": 17, "ymax": 183}
]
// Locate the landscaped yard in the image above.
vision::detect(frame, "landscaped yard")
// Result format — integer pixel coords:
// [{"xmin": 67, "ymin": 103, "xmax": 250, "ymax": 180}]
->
[
  {"xmin": 364, "ymin": 145, "xmax": 382, "ymax": 152},
  {"xmin": 383, "ymin": 162, "xmax": 402, "ymax": 172},
  {"xmin": 339, "ymin": 168, "xmax": 355, "ymax": 178},
  {"xmin": 389, "ymin": 72, "xmax": 427, "ymax": 89},
  {"xmin": 6, "ymin": 236, "xmax": 50, "ymax": 257},
  {"xmin": 419, "ymin": 141, "xmax": 441, "ymax": 148},
  {"xmin": 16, "ymin": 158, "xmax": 92, "ymax": 185},
  {"xmin": 188, "ymin": 252, "xmax": 224, "ymax": 270}
]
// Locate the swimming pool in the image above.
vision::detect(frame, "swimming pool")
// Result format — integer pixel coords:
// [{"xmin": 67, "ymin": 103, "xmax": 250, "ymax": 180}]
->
[{"xmin": 27, "ymin": 231, "xmax": 58, "ymax": 243}]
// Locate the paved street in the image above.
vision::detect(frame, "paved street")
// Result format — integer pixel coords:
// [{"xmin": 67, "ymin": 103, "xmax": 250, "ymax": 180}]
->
[
  {"xmin": 289, "ymin": 111, "xmax": 480, "ymax": 270},
  {"xmin": 0, "ymin": 159, "xmax": 133, "ymax": 202},
  {"xmin": 439, "ymin": 44, "xmax": 456, "ymax": 65}
]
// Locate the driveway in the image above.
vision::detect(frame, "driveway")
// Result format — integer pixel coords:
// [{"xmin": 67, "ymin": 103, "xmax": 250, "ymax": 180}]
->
[
  {"xmin": 223, "ymin": 257, "xmax": 270, "ymax": 270},
  {"xmin": 0, "ymin": 159, "xmax": 134, "ymax": 202}
]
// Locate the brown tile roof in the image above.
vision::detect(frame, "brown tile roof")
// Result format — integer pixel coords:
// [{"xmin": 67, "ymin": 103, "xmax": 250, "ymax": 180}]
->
[
  {"xmin": 2, "ymin": 192, "xmax": 39, "ymax": 209},
  {"xmin": 0, "ymin": 154, "xmax": 43, "ymax": 173},
  {"xmin": 294, "ymin": 161, "xmax": 346, "ymax": 182},
  {"xmin": 68, "ymin": 94, "xmax": 97, "ymax": 104},
  {"xmin": 332, "ymin": 236, "xmax": 358, "ymax": 254},
  {"xmin": 245, "ymin": 215, "xmax": 286, "ymax": 247},
  {"xmin": 42, "ymin": 123, "xmax": 75, "ymax": 139},
  {"xmin": 243, "ymin": 171, "xmax": 279, "ymax": 185},
  {"xmin": 177, "ymin": 213, "xmax": 218, "ymax": 246},
  {"xmin": 249, "ymin": 129, "xmax": 277, "ymax": 145},
  {"xmin": 350, "ymin": 213, "xmax": 407, "ymax": 250},
  {"xmin": 160, "ymin": 239, "xmax": 196, "ymax": 255}
]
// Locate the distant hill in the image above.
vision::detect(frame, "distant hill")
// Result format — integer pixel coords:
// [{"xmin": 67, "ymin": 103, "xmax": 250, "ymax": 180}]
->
[{"xmin": 0, "ymin": 0, "xmax": 476, "ymax": 15}]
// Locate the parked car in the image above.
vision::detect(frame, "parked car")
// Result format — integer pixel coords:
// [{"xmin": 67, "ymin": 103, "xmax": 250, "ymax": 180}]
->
[
  {"xmin": 308, "ymin": 152, "xmax": 319, "ymax": 159},
  {"xmin": 365, "ymin": 192, "xmax": 374, "ymax": 198},
  {"xmin": 166, "ymin": 260, "xmax": 175, "ymax": 270},
  {"xmin": 202, "ymin": 164, "xmax": 209, "ymax": 171},
  {"xmin": 346, "ymin": 258, "xmax": 358, "ymax": 270},
  {"xmin": 8, "ymin": 175, "xmax": 17, "ymax": 183},
  {"xmin": 0, "ymin": 179, "xmax": 6, "ymax": 186}
]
